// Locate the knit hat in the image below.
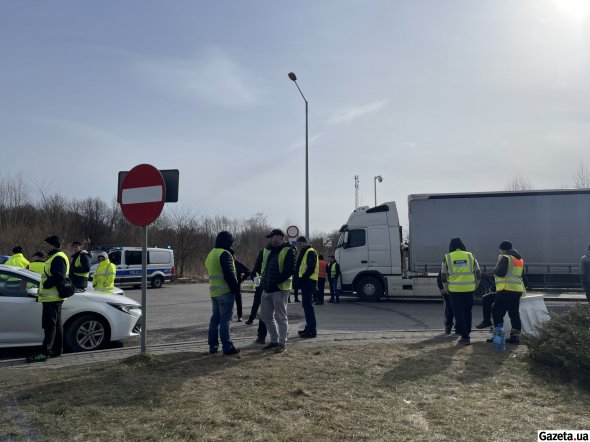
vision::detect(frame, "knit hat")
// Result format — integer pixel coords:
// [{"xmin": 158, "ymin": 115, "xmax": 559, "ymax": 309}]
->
[
  {"xmin": 12, "ymin": 246, "xmax": 23, "ymax": 254},
  {"xmin": 97, "ymin": 252, "xmax": 108, "ymax": 260},
  {"xmin": 44, "ymin": 235, "xmax": 61, "ymax": 248},
  {"xmin": 32, "ymin": 251, "xmax": 45, "ymax": 258},
  {"xmin": 296, "ymin": 236, "xmax": 308, "ymax": 243},
  {"xmin": 499, "ymin": 240, "xmax": 513, "ymax": 251}
]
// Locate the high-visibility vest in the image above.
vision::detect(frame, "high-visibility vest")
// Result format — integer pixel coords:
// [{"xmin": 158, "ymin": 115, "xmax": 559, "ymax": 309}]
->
[
  {"xmin": 205, "ymin": 248, "xmax": 237, "ymax": 297},
  {"xmin": 93, "ymin": 260, "xmax": 116, "ymax": 293},
  {"xmin": 73, "ymin": 253, "xmax": 90, "ymax": 278},
  {"xmin": 28, "ymin": 261, "xmax": 45, "ymax": 275},
  {"xmin": 299, "ymin": 247, "xmax": 319, "ymax": 281},
  {"xmin": 5, "ymin": 253, "xmax": 30, "ymax": 269},
  {"xmin": 495, "ymin": 255, "xmax": 524, "ymax": 292},
  {"xmin": 261, "ymin": 247, "xmax": 293, "ymax": 291},
  {"xmin": 318, "ymin": 260, "xmax": 327, "ymax": 279},
  {"xmin": 329, "ymin": 262, "xmax": 339, "ymax": 278},
  {"xmin": 38, "ymin": 251, "xmax": 70, "ymax": 302},
  {"xmin": 444, "ymin": 250, "xmax": 477, "ymax": 293}
]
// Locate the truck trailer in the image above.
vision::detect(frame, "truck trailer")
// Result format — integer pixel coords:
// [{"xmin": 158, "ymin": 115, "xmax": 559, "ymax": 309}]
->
[{"xmin": 335, "ymin": 189, "xmax": 590, "ymax": 301}]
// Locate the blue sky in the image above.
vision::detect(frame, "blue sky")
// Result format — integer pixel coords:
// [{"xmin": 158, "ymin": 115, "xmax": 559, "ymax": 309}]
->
[{"xmin": 1, "ymin": 1, "xmax": 590, "ymax": 234}]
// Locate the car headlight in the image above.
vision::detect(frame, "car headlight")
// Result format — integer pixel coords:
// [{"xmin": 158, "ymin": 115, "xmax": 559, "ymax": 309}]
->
[{"xmin": 107, "ymin": 303, "xmax": 139, "ymax": 315}]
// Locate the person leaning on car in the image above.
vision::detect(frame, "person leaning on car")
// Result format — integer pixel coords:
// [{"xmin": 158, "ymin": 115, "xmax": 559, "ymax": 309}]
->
[
  {"xmin": 26, "ymin": 235, "xmax": 69, "ymax": 363},
  {"xmin": 69, "ymin": 240, "xmax": 91, "ymax": 289}
]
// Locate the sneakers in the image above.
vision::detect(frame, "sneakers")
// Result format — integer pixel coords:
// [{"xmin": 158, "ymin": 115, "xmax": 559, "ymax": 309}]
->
[
  {"xmin": 245, "ymin": 319, "xmax": 254, "ymax": 326},
  {"xmin": 223, "ymin": 347, "xmax": 240, "ymax": 355},
  {"xmin": 476, "ymin": 320, "xmax": 493, "ymax": 329},
  {"xmin": 273, "ymin": 344, "xmax": 286, "ymax": 354},
  {"xmin": 25, "ymin": 353, "xmax": 48, "ymax": 363},
  {"xmin": 262, "ymin": 342, "xmax": 280, "ymax": 350},
  {"xmin": 254, "ymin": 338, "xmax": 266, "ymax": 345},
  {"xmin": 300, "ymin": 330, "xmax": 317, "ymax": 339},
  {"xmin": 457, "ymin": 337, "xmax": 471, "ymax": 345}
]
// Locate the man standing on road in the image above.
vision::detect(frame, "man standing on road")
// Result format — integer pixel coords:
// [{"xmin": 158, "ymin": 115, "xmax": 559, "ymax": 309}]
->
[
  {"xmin": 294, "ymin": 236, "xmax": 319, "ymax": 339},
  {"xmin": 93, "ymin": 252, "xmax": 116, "ymax": 294},
  {"xmin": 492, "ymin": 240, "xmax": 525, "ymax": 344},
  {"xmin": 246, "ymin": 242, "xmax": 270, "ymax": 345},
  {"xmin": 327, "ymin": 255, "xmax": 341, "ymax": 303},
  {"xmin": 69, "ymin": 241, "xmax": 91, "ymax": 290},
  {"xmin": 259, "ymin": 229, "xmax": 296, "ymax": 353},
  {"xmin": 580, "ymin": 245, "xmax": 590, "ymax": 304},
  {"xmin": 27, "ymin": 251, "xmax": 46, "ymax": 275},
  {"xmin": 441, "ymin": 237, "xmax": 481, "ymax": 345},
  {"xmin": 26, "ymin": 235, "xmax": 69, "ymax": 363},
  {"xmin": 205, "ymin": 231, "xmax": 240, "ymax": 355}
]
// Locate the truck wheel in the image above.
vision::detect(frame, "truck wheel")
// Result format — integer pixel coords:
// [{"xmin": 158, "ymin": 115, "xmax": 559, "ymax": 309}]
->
[
  {"xmin": 474, "ymin": 276, "xmax": 495, "ymax": 303},
  {"xmin": 357, "ymin": 276, "xmax": 384, "ymax": 301},
  {"xmin": 151, "ymin": 276, "xmax": 164, "ymax": 289},
  {"xmin": 64, "ymin": 314, "xmax": 109, "ymax": 352}
]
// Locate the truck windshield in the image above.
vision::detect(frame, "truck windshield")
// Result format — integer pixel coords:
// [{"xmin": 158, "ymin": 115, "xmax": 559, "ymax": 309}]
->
[{"xmin": 336, "ymin": 232, "xmax": 345, "ymax": 249}]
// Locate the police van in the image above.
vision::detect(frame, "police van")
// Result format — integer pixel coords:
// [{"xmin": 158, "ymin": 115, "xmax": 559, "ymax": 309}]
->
[{"xmin": 90, "ymin": 247, "xmax": 175, "ymax": 288}]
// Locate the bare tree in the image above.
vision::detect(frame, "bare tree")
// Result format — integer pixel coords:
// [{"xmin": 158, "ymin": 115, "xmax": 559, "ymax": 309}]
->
[
  {"xmin": 573, "ymin": 163, "xmax": 590, "ymax": 189},
  {"xmin": 505, "ymin": 176, "xmax": 533, "ymax": 191}
]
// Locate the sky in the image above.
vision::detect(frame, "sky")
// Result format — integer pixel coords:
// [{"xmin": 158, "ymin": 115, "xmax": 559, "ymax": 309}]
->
[{"xmin": 1, "ymin": 0, "xmax": 590, "ymax": 235}]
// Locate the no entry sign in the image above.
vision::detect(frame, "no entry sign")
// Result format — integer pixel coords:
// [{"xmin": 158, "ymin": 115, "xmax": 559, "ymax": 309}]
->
[{"xmin": 119, "ymin": 164, "xmax": 166, "ymax": 226}]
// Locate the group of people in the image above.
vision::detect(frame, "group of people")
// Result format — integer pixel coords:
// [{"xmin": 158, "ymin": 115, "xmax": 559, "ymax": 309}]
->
[
  {"xmin": 437, "ymin": 237, "xmax": 526, "ymax": 346},
  {"xmin": 205, "ymin": 228, "xmax": 343, "ymax": 355},
  {"xmin": 1, "ymin": 236, "xmax": 118, "ymax": 363}
]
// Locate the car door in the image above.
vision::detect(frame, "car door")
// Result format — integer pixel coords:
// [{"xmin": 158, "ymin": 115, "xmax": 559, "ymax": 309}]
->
[{"xmin": 0, "ymin": 268, "xmax": 43, "ymax": 346}]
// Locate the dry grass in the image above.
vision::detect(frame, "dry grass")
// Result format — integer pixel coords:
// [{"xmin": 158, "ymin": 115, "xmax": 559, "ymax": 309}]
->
[{"xmin": 1, "ymin": 338, "xmax": 590, "ymax": 441}]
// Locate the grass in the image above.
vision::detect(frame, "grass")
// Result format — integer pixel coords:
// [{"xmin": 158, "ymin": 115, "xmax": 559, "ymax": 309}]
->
[{"xmin": 1, "ymin": 338, "xmax": 590, "ymax": 441}]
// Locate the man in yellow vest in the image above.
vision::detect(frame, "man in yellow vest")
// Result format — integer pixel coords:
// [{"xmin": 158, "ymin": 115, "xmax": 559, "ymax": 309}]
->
[
  {"xmin": 492, "ymin": 240, "xmax": 525, "ymax": 344},
  {"xmin": 26, "ymin": 235, "xmax": 69, "ymax": 363},
  {"xmin": 259, "ymin": 229, "xmax": 296, "ymax": 353},
  {"xmin": 5, "ymin": 246, "xmax": 30, "ymax": 268},
  {"xmin": 294, "ymin": 236, "xmax": 319, "ymax": 339},
  {"xmin": 205, "ymin": 231, "xmax": 240, "ymax": 355},
  {"xmin": 93, "ymin": 252, "xmax": 116, "ymax": 293},
  {"xmin": 441, "ymin": 237, "xmax": 481, "ymax": 345},
  {"xmin": 69, "ymin": 241, "xmax": 91, "ymax": 290},
  {"xmin": 27, "ymin": 251, "xmax": 46, "ymax": 275}
]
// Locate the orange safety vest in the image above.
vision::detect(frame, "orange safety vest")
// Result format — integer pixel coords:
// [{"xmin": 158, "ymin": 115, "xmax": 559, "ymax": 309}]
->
[{"xmin": 318, "ymin": 260, "xmax": 327, "ymax": 279}]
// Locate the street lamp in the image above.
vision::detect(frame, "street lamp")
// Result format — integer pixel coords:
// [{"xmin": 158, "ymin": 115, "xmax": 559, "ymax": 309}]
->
[
  {"xmin": 374, "ymin": 175, "xmax": 383, "ymax": 207},
  {"xmin": 288, "ymin": 71, "xmax": 309, "ymax": 239}
]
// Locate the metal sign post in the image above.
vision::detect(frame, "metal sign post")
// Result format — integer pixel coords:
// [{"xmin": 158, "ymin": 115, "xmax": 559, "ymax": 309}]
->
[{"xmin": 141, "ymin": 225, "xmax": 148, "ymax": 353}]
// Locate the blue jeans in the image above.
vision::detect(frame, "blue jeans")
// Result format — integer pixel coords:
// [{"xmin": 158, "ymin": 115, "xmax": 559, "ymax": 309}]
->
[
  {"xmin": 208, "ymin": 292, "xmax": 235, "ymax": 352},
  {"xmin": 330, "ymin": 279, "xmax": 340, "ymax": 302}
]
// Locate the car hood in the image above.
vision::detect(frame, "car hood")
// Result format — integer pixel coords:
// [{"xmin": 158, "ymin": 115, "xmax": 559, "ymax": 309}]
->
[{"xmin": 77, "ymin": 290, "xmax": 140, "ymax": 307}]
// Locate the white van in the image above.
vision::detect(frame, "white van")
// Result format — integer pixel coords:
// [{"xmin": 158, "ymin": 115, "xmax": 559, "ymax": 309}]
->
[{"xmin": 91, "ymin": 247, "xmax": 175, "ymax": 288}]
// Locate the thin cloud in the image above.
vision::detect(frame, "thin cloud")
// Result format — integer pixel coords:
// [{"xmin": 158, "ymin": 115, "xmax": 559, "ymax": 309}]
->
[
  {"xmin": 401, "ymin": 141, "xmax": 416, "ymax": 149},
  {"xmin": 137, "ymin": 48, "xmax": 266, "ymax": 107},
  {"xmin": 327, "ymin": 99, "xmax": 389, "ymax": 125}
]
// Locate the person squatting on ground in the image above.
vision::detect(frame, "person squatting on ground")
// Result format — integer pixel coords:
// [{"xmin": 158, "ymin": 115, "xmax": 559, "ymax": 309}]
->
[
  {"xmin": 441, "ymin": 237, "xmax": 481, "ymax": 346},
  {"xmin": 69, "ymin": 241, "xmax": 91, "ymax": 290},
  {"xmin": 26, "ymin": 235, "xmax": 68, "ymax": 363},
  {"xmin": 327, "ymin": 255, "xmax": 341, "ymax": 303},
  {"xmin": 437, "ymin": 271, "xmax": 455, "ymax": 334},
  {"xmin": 259, "ymin": 229, "xmax": 296, "ymax": 353},
  {"xmin": 491, "ymin": 240, "xmax": 525, "ymax": 344},
  {"xmin": 294, "ymin": 236, "xmax": 319, "ymax": 339},
  {"xmin": 205, "ymin": 231, "xmax": 240, "ymax": 355},
  {"xmin": 580, "ymin": 244, "xmax": 590, "ymax": 304}
]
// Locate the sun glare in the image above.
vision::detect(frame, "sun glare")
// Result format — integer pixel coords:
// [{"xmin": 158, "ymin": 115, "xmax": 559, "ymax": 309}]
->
[{"xmin": 554, "ymin": 0, "xmax": 590, "ymax": 19}]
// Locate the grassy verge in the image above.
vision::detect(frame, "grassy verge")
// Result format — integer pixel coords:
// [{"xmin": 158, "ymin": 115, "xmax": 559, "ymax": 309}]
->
[{"xmin": 1, "ymin": 339, "xmax": 590, "ymax": 441}]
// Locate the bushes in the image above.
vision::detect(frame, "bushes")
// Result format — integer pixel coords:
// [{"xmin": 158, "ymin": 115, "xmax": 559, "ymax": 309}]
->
[{"xmin": 527, "ymin": 304, "xmax": 590, "ymax": 387}]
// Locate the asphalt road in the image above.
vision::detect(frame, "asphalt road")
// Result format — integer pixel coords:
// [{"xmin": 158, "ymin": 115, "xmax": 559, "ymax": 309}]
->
[{"xmin": 0, "ymin": 283, "xmax": 583, "ymax": 360}]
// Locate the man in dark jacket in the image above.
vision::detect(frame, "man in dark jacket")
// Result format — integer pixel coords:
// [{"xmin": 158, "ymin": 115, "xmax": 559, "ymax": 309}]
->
[
  {"xmin": 26, "ymin": 235, "xmax": 68, "ymax": 363},
  {"xmin": 246, "ymin": 244, "xmax": 269, "ymax": 344},
  {"xmin": 259, "ymin": 229, "xmax": 296, "ymax": 353},
  {"xmin": 294, "ymin": 236, "xmax": 319, "ymax": 338},
  {"xmin": 327, "ymin": 255, "xmax": 341, "ymax": 303},
  {"xmin": 69, "ymin": 241, "xmax": 91, "ymax": 289},
  {"xmin": 580, "ymin": 245, "xmax": 590, "ymax": 304},
  {"xmin": 230, "ymin": 250, "xmax": 250, "ymax": 322},
  {"xmin": 205, "ymin": 231, "xmax": 240, "ymax": 355}
]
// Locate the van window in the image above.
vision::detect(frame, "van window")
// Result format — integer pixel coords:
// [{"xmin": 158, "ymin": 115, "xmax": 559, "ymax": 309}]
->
[
  {"xmin": 347, "ymin": 229, "xmax": 366, "ymax": 248},
  {"xmin": 109, "ymin": 250, "xmax": 121, "ymax": 265},
  {"xmin": 149, "ymin": 251, "xmax": 170, "ymax": 265},
  {"xmin": 125, "ymin": 251, "xmax": 142, "ymax": 266}
]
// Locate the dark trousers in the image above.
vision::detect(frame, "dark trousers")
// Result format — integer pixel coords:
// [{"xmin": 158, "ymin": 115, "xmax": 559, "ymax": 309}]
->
[
  {"xmin": 492, "ymin": 290, "xmax": 522, "ymax": 332},
  {"xmin": 41, "ymin": 301, "xmax": 64, "ymax": 355},
  {"xmin": 449, "ymin": 292, "xmax": 473, "ymax": 340},
  {"xmin": 301, "ymin": 282, "xmax": 317, "ymax": 331},
  {"xmin": 248, "ymin": 287, "xmax": 263, "ymax": 323},
  {"xmin": 293, "ymin": 287, "xmax": 299, "ymax": 301},
  {"xmin": 586, "ymin": 289, "xmax": 590, "ymax": 304},
  {"xmin": 481, "ymin": 292, "xmax": 497, "ymax": 323},
  {"xmin": 235, "ymin": 291, "xmax": 242, "ymax": 319},
  {"xmin": 315, "ymin": 278, "xmax": 326, "ymax": 304},
  {"xmin": 441, "ymin": 293, "xmax": 454, "ymax": 328},
  {"xmin": 257, "ymin": 320, "xmax": 267, "ymax": 340}
]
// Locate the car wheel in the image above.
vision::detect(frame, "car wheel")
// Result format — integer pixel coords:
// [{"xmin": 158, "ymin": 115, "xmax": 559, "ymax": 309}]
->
[
  {"xmin": 65, "ymin": 314, "xmax": 109, "ymax": 352},
  {"xmin": 356, "ymin": 276, "xmax": 384, "ymax": 301},
  {"xmin": 151, "ymin": 276, "xmax": 164, "ymax": 289}
]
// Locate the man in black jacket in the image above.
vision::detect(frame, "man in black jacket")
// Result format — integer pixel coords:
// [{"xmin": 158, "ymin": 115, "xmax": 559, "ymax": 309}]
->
[
  {"xmin": 327, "ymin": 255, "xmax": 341, "ymax": 303},
  {"xmin": 69, "ymin": 241, "xmax": 91, "ymax": 289},
  {"xmin": 259, "ymin": 229, "xmax": 296, "ymax": 353},
  {"xmin": 294, "ymin": 236, "xmax": 319, "ymax": 338},
  {"xmin": 246, "ymin": 245, "xmax": 269, "ymax": 344}
]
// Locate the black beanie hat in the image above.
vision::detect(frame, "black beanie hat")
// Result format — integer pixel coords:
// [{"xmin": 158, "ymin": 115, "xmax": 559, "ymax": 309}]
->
[
  {"xmin": 12, "ymin": 246, "xmax": 23, "ymax": 254},
  {"xmin": 448, "ymin": 237, "xmax": 466, "ymax": 252},
  {"xmin": 44, "ymin": 235, "xmax": 61, "ymax": 249},
  {"xmin": 499, "ymin": 240, "xmax": 512, "ymax": 251}
]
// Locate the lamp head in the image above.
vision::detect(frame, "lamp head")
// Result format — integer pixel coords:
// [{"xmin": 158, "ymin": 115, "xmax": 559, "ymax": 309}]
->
[
  {"xmin": 288, "ymin": 72, "xmax": 297, "ymax": 81},
  {"xmin": 376, "ymin": 175, "xmax": 383, "ymax": 183}
]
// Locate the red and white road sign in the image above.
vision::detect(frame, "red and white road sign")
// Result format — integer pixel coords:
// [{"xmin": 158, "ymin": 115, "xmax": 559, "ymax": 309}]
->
[
  {"xmin": 286, "ymin": 225, "xmax": 300, "ymax": 239},
  {"xmin": 119, "ymin": 164, "xmax": 166, "ymax": 226}
]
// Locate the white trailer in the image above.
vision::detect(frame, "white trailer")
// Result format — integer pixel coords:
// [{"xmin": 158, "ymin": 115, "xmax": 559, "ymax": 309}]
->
[{"xmin": 335, "ymin": 189, "xmax": 590, "ymax": 301}]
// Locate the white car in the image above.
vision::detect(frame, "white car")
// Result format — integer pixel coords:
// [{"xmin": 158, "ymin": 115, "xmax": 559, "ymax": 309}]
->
[{"xmin": 0, "ymin": 265, "xmax": 142, "ymax": 352}]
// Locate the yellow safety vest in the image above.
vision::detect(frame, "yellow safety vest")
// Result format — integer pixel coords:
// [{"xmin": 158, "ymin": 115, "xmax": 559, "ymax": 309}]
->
[
  {"xmin": 444, "ymin": 250, "xmax": 477, "ymax": 293},
  {"xmin": 330, "ymin": 263, "xmax": 338, "ymax": 278},
  {"xmin": 39, "ymin": 251, "xmax": 70, "ymax": 302},
  {"xmin": 261, "ymin": 247, "xmax": 293, "ymax": 291},
  {"xmin": 495, "ymin": 255, "xmax": 524, "ymax": 292},
  {"xmin": 205, "ymin": 248, "xmax": 237, "ymax": 297},
  {"xmin": 93, "ymin": 260, "xmax": 116, "ymax": 293},
  {"xmin": 73, "ymin": 254, "xmax": 90, "ymax": 278},
  {"xmin": 299, "ymin": 247, "xmax": 319, "ymax": 281},
  {"xmin": 5, "ymin": 253, "xmax": 30, "ymax": 269},
  {"xmin": 28, "ymin": 261, "xmax": 45, "ymax": 275}
]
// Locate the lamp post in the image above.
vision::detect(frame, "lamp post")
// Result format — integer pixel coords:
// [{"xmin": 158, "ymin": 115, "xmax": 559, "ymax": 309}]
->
[
  {"xmin": 374, "ymin": 175, "xmax": 383, "ymax": 207},
  {"xmin": 288, "ymin": 71, "xmax": 309, "ymax": 239}
]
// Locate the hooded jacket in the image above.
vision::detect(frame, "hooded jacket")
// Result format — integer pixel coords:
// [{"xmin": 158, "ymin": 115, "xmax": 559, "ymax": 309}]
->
[
  {"xmin": 494, "ymin": 249, "xmax": 522, "ymax": 278},
  {"xmin": 214, "ymin": 231, "xmax": 240, "ymax": 295}
]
